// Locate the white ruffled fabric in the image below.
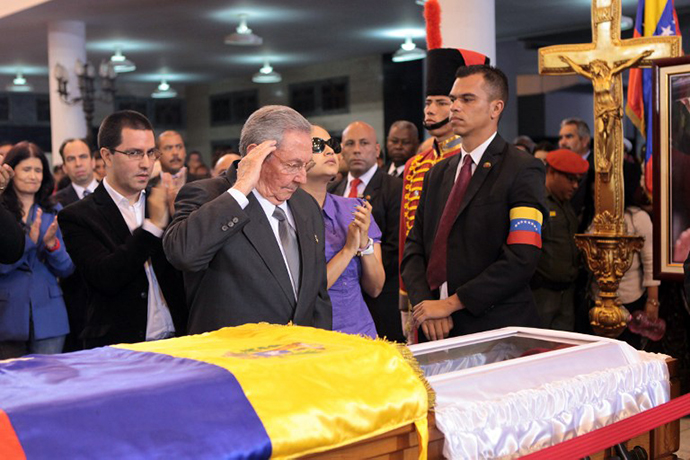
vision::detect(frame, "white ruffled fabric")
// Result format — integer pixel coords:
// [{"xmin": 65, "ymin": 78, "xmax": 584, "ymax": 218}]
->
[
  {"xmin": 433, "ymin": 351, "xmax": 670, "ymax": 459},
  {"xmin": 421, "ymin": 342, "xmax": 520, "ymax": 377}
]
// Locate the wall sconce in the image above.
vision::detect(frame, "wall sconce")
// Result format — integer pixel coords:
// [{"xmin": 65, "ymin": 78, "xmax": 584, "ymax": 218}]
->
[{"xmin": 54, "ymin": 59, "xmax": 117, "ymax": 141}]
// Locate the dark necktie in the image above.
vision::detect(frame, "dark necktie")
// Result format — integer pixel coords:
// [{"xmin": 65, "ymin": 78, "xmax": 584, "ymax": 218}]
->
[
  {"xmin": 273, "ymin": 206, "xmax": 300, "ymax": 297},
  {"xmin": 426, "ymin": 154, "xmax": 473, "ymax": 291},
  {"xmin": 348, "ymin": 178, "xmax": 362, "ymax": 198},
  {"xmin": 82, "ymin": 190, "xmax": 91, "ymax": 198}
]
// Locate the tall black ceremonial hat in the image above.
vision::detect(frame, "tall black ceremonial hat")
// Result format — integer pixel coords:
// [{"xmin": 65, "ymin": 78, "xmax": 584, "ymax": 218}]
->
[{"xmin": 425, "ymin": 48, "xmax": 490, "ymax": 96}]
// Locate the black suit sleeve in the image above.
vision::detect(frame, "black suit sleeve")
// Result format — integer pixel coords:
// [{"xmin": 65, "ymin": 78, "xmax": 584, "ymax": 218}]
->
[
  {"xmin": 685, "ymin": 251, "xmax": 690, "ymax": 300},
  {"xmin": 58, "ymin": 208, "xmax": 163, "ymax": 297},
  {"xmin": 312, "ymin": 205, "xmax": 332, "ymax": 330},
  {"xmin": 457, "ymin": 159, "xmax": 547, "ymax": 316},
  {"xmin": 163, "ymin": 181, "xmax": 250, "ymax": 272},
  {"xmin": 401, "ymin": 171, "xmax": 434, "ymax": 306},
  {"xmin": 381, "ymin": 176, "xmax": 403, "ymax": 286},
  {"xmin": 0, "ymin": 206, "xmax": 24, "ymax": 264}
]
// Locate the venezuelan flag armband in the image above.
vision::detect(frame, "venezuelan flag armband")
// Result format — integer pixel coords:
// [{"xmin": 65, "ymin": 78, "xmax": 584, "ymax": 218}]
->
[{"xmin": 507, "ymin": 206, "xmax": 543, "ymax": 248}]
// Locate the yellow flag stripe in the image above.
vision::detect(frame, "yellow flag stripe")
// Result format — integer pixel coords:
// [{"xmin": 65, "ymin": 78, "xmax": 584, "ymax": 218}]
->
[
  {"xmin": 509, "ymin": 206, "xmax": 543, "ymax": 224},
  {"xmin": 117, "ymin": 324, "xmax": 429, "ymax": 459}
]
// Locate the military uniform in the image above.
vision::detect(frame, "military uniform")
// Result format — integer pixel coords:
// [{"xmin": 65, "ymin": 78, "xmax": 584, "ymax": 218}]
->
[
  {"xmin": 531, "ymin": 192, "xmax": 579, "ymax": 330},
  {"xmin": 398, "ymin": 135, "xmax": 462, "ymax": 299},
  {"xmin": 531, "ymin": 148, "xmax": 589, "ymax": 331}
]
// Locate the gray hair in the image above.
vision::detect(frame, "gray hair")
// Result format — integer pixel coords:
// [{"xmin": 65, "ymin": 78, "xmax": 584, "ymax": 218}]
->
[
  {"xmin": 239, "ymin": 105, "xmax": 312, "ymax": 156},
  {"xmin": 389, "ymin": 120, "xmax": 419, "ymax": 140},
  {"xmin": 560, "ymin": 117, "xmax": 591, "ymax": 139}
]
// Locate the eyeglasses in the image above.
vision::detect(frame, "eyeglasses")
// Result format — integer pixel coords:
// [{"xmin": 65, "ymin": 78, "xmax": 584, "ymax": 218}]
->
[
  {"xmin": 272, "ymin": 154, "xmax": 312, "ymax": 175},
  {"xmin": 312, "ymin": 137, "xmax": 341, "ymax": 154},
  {"xmin": 108, "ymin": 147, "xmax": 162, "ymax": 161}
]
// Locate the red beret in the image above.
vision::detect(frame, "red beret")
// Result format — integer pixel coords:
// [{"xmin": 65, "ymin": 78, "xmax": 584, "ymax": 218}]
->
[{"xmin": 545, "ymin": 149, "xmax": 589, "ymax": 175}]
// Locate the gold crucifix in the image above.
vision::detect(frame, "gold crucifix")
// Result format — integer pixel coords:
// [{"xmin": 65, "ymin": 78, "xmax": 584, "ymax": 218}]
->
[
  {"xmin": 539, "ymin": 0, "xmax": 680, "ymax": 226},
  {"xmin": 539, "ymin": 0, "xmax": 681, "ymax": 337}
]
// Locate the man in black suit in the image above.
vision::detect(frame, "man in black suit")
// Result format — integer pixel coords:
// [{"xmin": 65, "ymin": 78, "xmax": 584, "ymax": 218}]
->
[
  {"xmin": 53, "ymin": 138, "xmax": 99, "ymax": 351},
  {"xmin": 403, "ymin": 65, "xmax": 548, "ymax": 341},
  {"xmin": 54, "ymin": 138, "xmax": 99, "ymax": 207},
  {"xmin": 328, "ymin": 121, "xmax": 404, "ymax": 341},
  {"xmin": 59, "ymin": 111, "xmax": 187, "ymax": 348},
  {"xmin": 163, "ymin": 105, "xmax": 331, "ymax": 334},
  {"xmin": 385, "ymin": 121, "xmax": 419, "ymax": 178}
]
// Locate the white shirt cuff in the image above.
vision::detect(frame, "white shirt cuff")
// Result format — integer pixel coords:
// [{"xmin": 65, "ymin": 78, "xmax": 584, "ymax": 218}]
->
[
  {"xmin": 228, "ymin": 187, "xmax": 249, "ymax": 209},
  {"xmin": 142, "ymin": 219, "xmax": 164, "ymax": 238}
]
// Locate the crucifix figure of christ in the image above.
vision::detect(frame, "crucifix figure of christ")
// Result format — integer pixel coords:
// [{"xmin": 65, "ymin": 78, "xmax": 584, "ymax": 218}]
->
[
  {"xmin": 538, "ymin": 0, "xmax": 681, "ymax": 337},
  {"xmin": 560, "ymin": 51, "xmax": 651, "ymax": 181}
]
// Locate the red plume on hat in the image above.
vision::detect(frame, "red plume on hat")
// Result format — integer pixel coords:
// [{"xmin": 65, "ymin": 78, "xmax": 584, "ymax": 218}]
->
[{"xmin": 425, "ymin": 0, "xmax": 442, "ymax": 50}]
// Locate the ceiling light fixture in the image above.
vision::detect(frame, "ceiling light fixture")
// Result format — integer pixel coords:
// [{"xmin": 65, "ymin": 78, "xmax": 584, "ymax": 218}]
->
[
  {"xmin": 6, "ymin": 70, "xmax": 33, "ymax": 92},
  {"xmin": 110, "ymin": 47, "xmax": 136, "ymax": 73},
  {"xmin": 225, "ymin": 14, "xmax": 263, "ymax": 46},
  {"xmin": 252, "ymin": 60, "xmax": 282, "ymax": 84},
  {"xmin": 620, "ymin": 15, "xmax": 634, "ymax": 31},
  {"xmin": 392, "ymin": 37, "xmax": 426, "ymax": 63},
  {"xmin": 151, "ymin": 78, "xmax": 177, "ymax": 98}
]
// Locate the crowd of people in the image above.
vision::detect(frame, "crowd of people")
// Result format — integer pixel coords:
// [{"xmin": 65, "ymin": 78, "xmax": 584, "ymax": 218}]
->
[{"xmin": 0, "ymin": 46, "xmax": 686, "ymax": 359}]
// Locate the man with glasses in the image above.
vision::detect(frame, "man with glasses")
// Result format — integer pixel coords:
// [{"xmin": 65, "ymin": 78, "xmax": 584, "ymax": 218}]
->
[
  {"xmin": 530, "ymin": 149, "xmax": 588, "ymax": 331},
  {"xmin": 164, "ymin": 105, "xmax": 332, "ymax": 334},
  {"xmin": 329, "ymin": 121, "xmax": 404, "ymax": 342},
  {"xmin": 58, "ymin": 110, "xmax": 188, "ymax": 348}
]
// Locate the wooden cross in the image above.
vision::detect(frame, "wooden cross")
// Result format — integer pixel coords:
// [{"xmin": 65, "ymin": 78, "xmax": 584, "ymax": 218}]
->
[{"xmin": 539, "ymin": 0, "xmax": 681, "ymax": 229}]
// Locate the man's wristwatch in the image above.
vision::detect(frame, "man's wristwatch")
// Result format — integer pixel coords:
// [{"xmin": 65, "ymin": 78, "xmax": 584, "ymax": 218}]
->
[{"xmin": 357, "ymin": 237, "xmax": 374, "ymax": 257}]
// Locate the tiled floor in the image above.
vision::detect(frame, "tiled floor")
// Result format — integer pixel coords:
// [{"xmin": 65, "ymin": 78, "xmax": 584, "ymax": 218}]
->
[{"xmin": 679, "ymin": 417, "xmax": 690, "ymax": 459}]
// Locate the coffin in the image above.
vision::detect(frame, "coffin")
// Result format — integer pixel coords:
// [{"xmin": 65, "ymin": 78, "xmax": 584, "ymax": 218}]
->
[{"xmin": 311, "ymin": 327, "xmax": 680, "ymax": 459}]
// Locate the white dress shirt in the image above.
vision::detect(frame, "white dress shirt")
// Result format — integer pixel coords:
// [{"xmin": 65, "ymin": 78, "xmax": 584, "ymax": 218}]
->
[
  {"xmin": 440, "ymin": 132, "xmax": 497, "ymax": 300},
  {"xmin": 102, "ymin": 177, "xmax": 175, "ymax": 340},
  {"xmin": 344, "ymin": 164, "xmax": 378, "ymax": 198},
  {"xmin": 387, "ymin": 163, "xmax": 405, "ymax": 177},
  {"xmin": 227, "ymin": 187, "xmax": 299, "ymax": 299},
  {"xmin": 71, "ymin": 178, "xmax": 99, "ymax": 200}
]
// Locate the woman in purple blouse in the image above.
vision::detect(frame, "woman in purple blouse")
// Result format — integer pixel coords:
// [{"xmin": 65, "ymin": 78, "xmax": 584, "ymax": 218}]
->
[{"xmin": 302, "ymin": 126, "xmax": 385, "ymax": 338}]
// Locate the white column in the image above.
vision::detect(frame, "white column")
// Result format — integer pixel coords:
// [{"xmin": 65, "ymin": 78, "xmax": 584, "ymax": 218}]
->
[
  {"xmin": 47, "ymin": 21, "xmax": 87, "ymax": 164},
  {"xmin": 438, "ymin": 0, "xmax": 496, "ymax": 65}
]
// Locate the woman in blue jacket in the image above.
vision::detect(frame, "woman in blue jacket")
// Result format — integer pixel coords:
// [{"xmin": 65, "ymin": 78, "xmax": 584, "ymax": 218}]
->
[{"xmin": 0, "ymin": 141, "xmax": 74, "ymax": 359}]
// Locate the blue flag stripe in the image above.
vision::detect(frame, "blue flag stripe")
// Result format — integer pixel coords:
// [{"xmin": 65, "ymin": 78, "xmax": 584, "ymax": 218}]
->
[
  {"xmin": 509, "ymin": 218, "xmax": 542, "ymax": 234},
  {"xmin": 1, "ymin": 347, "xmax": 272, "ymax": 459}
]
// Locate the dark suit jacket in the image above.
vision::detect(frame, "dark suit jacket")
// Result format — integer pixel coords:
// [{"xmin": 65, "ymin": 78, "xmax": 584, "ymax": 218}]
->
[
  {"xmin": 401, "ymin": 134, "xmax": 548, "ymax": 336},
  {"xmin": 0, "ymin": 205, "xmax": 24, "ymax": 264},
  {"xmin": 58, "ymin": 183, "xmax": 187, "ymax": 346},
  {"xmin": 163, "ymin": 167, "xmax": 332, "ymax": 334},
  {"xmin": 685, "ymin": 251, "xmax": 690, "ymax": 301},
  {"xmin": 54, "ymin": 184, "xmax": 80, "ymax": 208},
  {"xmin": 53, "ymin": 183, "xmax": 87, "ymax": 350},
  {"xmin": 571, "ymin": 151, "xmax": 595, "ymax": 232},
  {"xmin": 328, "ymin": 167, "xmax": 404, "ymax": 341}
]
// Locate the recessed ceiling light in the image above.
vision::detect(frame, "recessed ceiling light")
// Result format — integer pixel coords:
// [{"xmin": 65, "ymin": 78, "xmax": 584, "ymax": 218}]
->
[
  {"xmin": 151, "ymin": 78, "xmax": 177, "ymax": 98},
  {"xmin": 252, "ymin": 60, "xmax": 281, "ymax": 83},
  {"xmin": 225, "ymin": 14, "xmax": 263, "ymax": 46},
  {"xmin": 621, "ymin": 15, "xmax": 634, "ymax": 31},
  {"xmin": 6, "ymin": 70, "xmax": 32, "ymax": 92},
  {"xmin": 392, "ymin": 37, "xmax": 426, "ymax": 62},
  {"xmin": 110, "ymin": 48, "xmax": 136, "ymax": 73}
]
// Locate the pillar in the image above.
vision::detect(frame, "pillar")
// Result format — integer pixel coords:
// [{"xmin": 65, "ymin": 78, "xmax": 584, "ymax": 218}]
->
[{"xmin": 47, "ymin": 21, "xmax": 87, "ymax": 164}]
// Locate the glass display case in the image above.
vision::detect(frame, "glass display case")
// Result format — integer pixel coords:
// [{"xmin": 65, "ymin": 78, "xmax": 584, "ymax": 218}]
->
[{"xmin": 409, "ymin": 327, "xmax": 671, "ymax": 459}]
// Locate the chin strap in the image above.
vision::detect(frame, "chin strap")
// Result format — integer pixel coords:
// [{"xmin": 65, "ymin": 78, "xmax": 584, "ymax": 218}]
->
[{"xmin": 423, "ymin": 117, "xmax": 450, "ymax": 131}]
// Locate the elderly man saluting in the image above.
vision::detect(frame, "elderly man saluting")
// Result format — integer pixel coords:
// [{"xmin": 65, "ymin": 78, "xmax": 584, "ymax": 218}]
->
[{"xmin": 164, "ymin": 105, "xmax": 332, "ymax": 333}]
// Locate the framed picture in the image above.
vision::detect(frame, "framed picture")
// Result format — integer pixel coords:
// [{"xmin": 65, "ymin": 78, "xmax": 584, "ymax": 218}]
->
[{"xmin": 653, "ymin": 55, "xmax": 690, "ymax": 282}]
